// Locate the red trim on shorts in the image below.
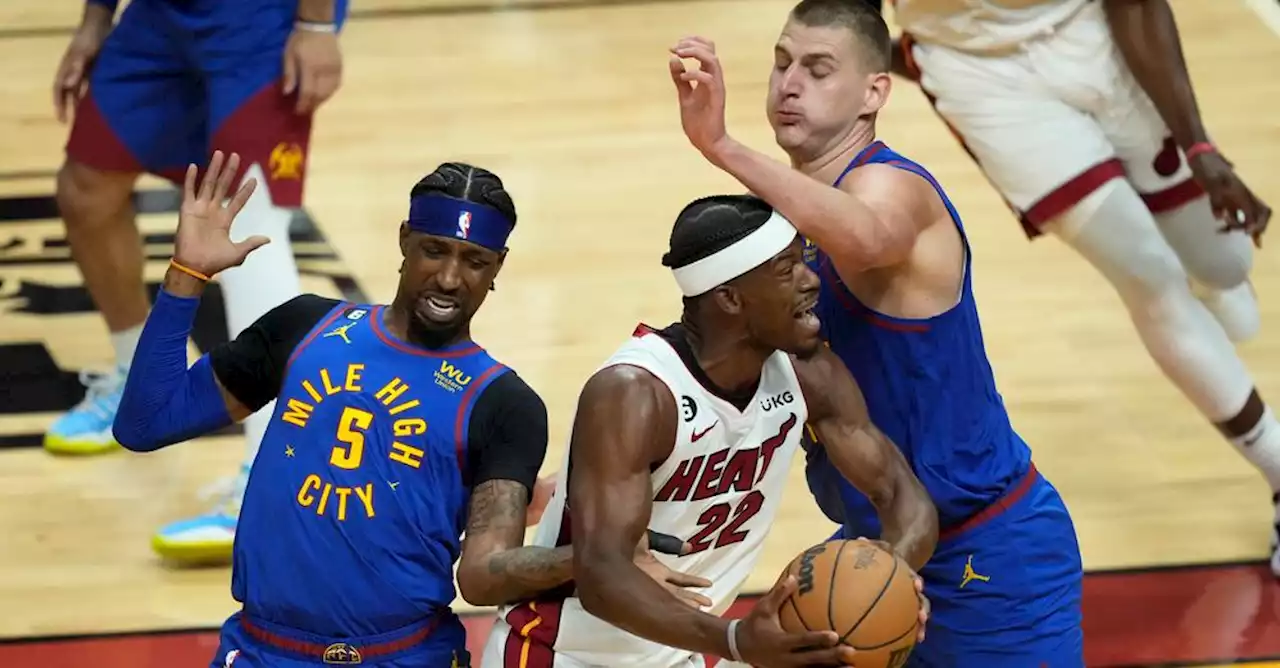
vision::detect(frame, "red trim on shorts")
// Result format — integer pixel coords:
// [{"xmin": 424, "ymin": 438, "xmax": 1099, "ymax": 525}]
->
[
  {"xmin": 239, "ymin": 614, "xmax": 440, "ymax": 661},
  {"xmin": 452, "ymin": 362, "xmax": 507, "ymax": 476},
  {"xmin": 209, "ymin": 79, "xmax": 314, "ymax": 208},
  {"xmin": 903, "ymin": 34, "xmax": 1130, "ymax": 240},
  {"xmin": 502, "ymin": 600, "xmax": 564, "ymax": 668},
  {"xmin": 1140, "ymin": 177, "xmax": 1206, "ymax": 214},
  {"xmin": 939, "ymin": 462, "xmax": 1038, "ymax": 541},
  {"xmin": 1021, "ymin": 159, "xmax": 1126, "ymax": 228},
  {"xmin": 65, "ymin": 95, "xmax": 145, "ymax": 175}
]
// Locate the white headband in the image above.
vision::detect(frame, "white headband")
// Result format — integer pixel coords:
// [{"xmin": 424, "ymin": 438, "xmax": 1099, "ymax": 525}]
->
[{"xmin": 671, "ymin": 210, "xmax": 800, "ymax": 297}]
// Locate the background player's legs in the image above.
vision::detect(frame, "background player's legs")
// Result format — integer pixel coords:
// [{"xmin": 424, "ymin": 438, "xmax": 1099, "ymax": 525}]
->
[
  {"xmin": 153, "ymin": 5, "xmax": 310, "ymax": 563},
  {"xmin": 45, "ymin": 1, "xmax": 203, "ymax": 455},
  {"xmin": 1091, "ymin": 43, "xmax": 1279, "ymax": 572},
  {"xmin": 1043, "ymin": 182, "xmax": 1280, "ymax": 575}
]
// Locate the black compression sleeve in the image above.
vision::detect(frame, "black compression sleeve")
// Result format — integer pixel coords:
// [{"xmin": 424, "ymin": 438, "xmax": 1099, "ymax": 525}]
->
[
  {"xmin": 208, "ymin": 295, "xmax": 340, "ymax": 412},
  {"xmin": 467, "ymin": 371, "xmax": 549, "ymax": 495}
]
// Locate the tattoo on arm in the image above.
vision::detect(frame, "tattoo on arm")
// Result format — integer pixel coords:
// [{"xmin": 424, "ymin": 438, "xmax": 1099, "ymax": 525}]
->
[{"xmin": 457, "ymin": 480, "xmax": 574, "ymax": 607}]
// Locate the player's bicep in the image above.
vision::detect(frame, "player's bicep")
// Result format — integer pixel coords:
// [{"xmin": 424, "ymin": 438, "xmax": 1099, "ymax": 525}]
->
[
  {"xmin": 793, "ymin": 347, "xmax": 902, "ymax": 506},
  {"xmin": 568, "ymin": 365, "xmax": 676, "ymax": 559},
  {"xmin": 830, "ymin": 167, "xmax": 928, "ymax": 274}
]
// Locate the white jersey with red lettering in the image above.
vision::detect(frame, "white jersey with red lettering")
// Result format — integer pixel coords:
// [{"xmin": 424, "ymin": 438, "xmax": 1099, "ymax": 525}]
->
[
  {"xmin": 480, "ymin": 323, "xmax": 809, "ymax": 668},
  {"xmin": 893, "ymin": 0, "xmax": 1091, "ymax": 55}
]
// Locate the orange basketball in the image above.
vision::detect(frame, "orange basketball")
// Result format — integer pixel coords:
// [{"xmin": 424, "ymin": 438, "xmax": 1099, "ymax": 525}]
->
[{"xmin": 777, "ymin": 540, "xmax": 919, "ymax": 668}]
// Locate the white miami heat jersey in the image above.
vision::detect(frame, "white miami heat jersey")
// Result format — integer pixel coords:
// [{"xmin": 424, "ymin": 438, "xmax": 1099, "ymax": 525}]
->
[
  {"xmin": 893, "ymin": 0, "xmax": 1091, "ymax": 54},
  {"xmin": 519, "ymin": 325, "xmax": 808, "ymax": 668}
]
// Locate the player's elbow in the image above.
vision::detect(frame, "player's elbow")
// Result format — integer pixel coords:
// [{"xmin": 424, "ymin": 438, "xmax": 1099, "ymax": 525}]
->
[
  {"xmin": 111, "ymin": 415, "xmax": 162, "ymax": 452},
  {"xmin": 455, "ymin": 563, "xmax": 504, "ymax": 607}
]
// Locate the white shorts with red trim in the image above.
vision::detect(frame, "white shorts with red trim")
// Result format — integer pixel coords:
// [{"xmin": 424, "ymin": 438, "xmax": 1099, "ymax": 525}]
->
[{"xmin": 905, "ymin": 1, "xmax": 1203, "ymax": 235}]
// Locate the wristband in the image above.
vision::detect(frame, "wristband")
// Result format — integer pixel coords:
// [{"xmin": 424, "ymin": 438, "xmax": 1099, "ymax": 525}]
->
[
  {"xmin": 1185, "ymin": 142, "xmax": 1216, "ymax": 160},
  {"xmin": 726, "ymin": 619, "xmax": 744, "ymax": 662},
  {"xmin": 647, "ymin": 530, "xmax": 685, "ymax": 555},
  {"xmin": 169, "ymin": 259, "xmax": 211, "ymax": 282},
  {"xmin": 295, "ymin": 20, "xmax": 338, "ymax": 33}
]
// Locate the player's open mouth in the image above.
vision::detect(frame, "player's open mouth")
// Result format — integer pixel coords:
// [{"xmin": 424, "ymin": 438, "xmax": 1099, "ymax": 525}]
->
[
  {"xmin": 794, "ymin": 300, "xmax": 819, "ymax": 330},
  {"xmin": 420, "ymin": 295, "xmax": 461, "ymax": 321}
]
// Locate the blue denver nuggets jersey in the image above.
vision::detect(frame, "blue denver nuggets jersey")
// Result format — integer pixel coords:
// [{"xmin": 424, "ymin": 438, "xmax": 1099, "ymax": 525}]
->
[
  {"xmin": 231, "ymin": 302, "xmax": 507, "ymax": 637},
  {"xmin": 804, "ymin": 141, "xmax": 1033, "ymax": 534}
]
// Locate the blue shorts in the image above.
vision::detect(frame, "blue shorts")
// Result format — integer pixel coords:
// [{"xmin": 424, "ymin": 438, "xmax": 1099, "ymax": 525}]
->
[
  {"xmin": 828, "ymin": 469, "xmax": 1084, "ymax": 667},
  {"xmin": 66, "ymin": 0, "xmax": 317, "ymax": 206},
  {"xmin": 212, "ymin": 610, "xmax": 470, "ymax": 668}
]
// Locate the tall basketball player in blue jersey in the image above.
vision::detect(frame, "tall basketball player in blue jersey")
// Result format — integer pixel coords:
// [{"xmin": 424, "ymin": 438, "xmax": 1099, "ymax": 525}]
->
[
  {"xmin": 110, "ymin": 152, "xmax": 615, "ymax": 667},
  {"xmin": 669, "ymin": 1, "xmax": 1084, "ymax": 665}
]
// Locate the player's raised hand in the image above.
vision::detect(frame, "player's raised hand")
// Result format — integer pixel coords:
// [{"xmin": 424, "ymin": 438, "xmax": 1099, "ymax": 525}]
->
[
  {"xmin": 1189, "ymin": 150, "xmax": 1271, "ymax": 247},
  {"xmin": 735, "ymin": 574, "xmax": 857, "ymax": 667},
  {"xmin": 669, "ymin": 36, "xmax": 729, "ymax": 157},
  {"xmin": 173, "ymin": 151, "xmax": 269, "ymax": 277}
]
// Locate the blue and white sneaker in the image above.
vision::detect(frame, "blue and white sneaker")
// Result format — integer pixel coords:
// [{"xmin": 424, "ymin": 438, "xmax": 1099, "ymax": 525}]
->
[
  {"xmin": 43, "ymin": 366, "xmax": 127, "ymax": 455},
  {"xmin": 152, "ymin": 466, "xmax": 248, "ymax": 565}
]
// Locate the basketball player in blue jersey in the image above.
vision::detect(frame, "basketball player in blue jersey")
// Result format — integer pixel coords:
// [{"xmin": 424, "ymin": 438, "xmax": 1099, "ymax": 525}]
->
[
  {"xmin": 49, "ymin": 0, "xmax": 347, "ymax": 564},
  {"xmin": 669, "ymin": 1, "xmax": 1083, "ymax": 665},
  {"xmin": 110, "ymin": 152, "xmax": 703, "ymax": 667}
]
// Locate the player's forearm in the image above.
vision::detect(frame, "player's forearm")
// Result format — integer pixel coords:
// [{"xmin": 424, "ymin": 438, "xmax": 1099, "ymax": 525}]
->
[
  {"xmin": 875, "ymin": 472, "xmax": 938, "ymax": 572},
  {"xmin": 83, "ymin": 0, "xmax": 117, "ymax": 24},
  {"xmin": 1103, "ymin": 0, "xmax": 1209, "ymax": 148},
  {"xmin": 457, "ymin": 545, "xmax": 575, "ymax": 607},
  {"xmin": 295, "ymin": 0, "xmax": 337, "ymax": 23},
  {"xmin": 112, "ymin": 276, "xmax": 232, "ymax": 451},
  {"xmin": 576, "ymin": 551, "xmax": 732, "ymax": 658},
  {"xmin": 706, "ymin": 138, "xmax": 897, "ymax": 267}
]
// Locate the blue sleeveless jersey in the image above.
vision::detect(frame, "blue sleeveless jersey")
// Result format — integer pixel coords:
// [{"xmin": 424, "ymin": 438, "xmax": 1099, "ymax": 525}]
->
[
  {"xmin": 804, "ymin": 141, "xmax": 1033, "ymax": 535},
  {"xmin": 231, "ymin": 303, "xmax": 508, "ymax": 637}
]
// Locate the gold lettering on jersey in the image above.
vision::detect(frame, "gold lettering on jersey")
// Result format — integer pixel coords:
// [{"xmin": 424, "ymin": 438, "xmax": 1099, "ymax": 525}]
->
[
  {"xmin": 282, "ymin": 398, "xmax": 315, "ymax": 427},
  {"xmin": 296, "ymin": 473, "xmax": 377, "ymax": 521},
  {"xmin": 434, "ymin": 360, "xmax": 472, "ymax": 393},
  {"xmin": 389, "ymin": 441, "xmax": 425, "ymax": 469},
  {"xmin": 375, "ymin": 377, "xmax": 410, "ymax": 405},
  {"xmin": 279, "ymin": 364, "xmax": 370, "ymax": 429}
]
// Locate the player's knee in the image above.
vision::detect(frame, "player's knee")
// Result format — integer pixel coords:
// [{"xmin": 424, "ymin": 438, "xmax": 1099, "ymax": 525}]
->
[
  {"xmin": 55, "ymin": 160, "xmax": 137, "ymax": 228},
  {"xmin": 1180, "ymin": 243, "xmax": 1252, "ymax": 292},
  {"xmin": 1048, "ymin": 179, "xmax": 1189, "ymax": 308}
]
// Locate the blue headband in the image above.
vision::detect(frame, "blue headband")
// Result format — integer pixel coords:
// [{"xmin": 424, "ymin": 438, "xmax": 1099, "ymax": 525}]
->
[{"xmin": 405, "ymin": 194, "xmax": 513, "ymax": 252}]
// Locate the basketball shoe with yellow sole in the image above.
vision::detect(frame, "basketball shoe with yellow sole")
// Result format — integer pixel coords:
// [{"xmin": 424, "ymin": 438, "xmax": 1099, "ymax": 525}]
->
[
  {"xmin": 152, "ymin": 465, "xmax": 247, "ymax": 565},
  {"xmin": 43, "ymin": 366, "xmax": 127, "ymax": 455}
]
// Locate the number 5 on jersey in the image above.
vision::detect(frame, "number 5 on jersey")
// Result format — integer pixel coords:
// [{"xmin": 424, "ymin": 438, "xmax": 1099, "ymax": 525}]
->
[{"xmin": 330, "ymin": 406, "xmax": 374, "ymax": 469}]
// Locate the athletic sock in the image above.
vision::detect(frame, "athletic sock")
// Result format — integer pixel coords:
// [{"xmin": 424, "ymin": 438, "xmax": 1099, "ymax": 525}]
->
[{"xmin": 110, "ymin": 324, "xmax": 144, "ymax": 371}]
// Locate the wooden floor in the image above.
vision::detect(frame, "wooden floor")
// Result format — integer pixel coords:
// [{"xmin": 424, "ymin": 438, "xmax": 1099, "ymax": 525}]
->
[{"xmin": 0, "ymin": 0, "xmax": 1278, "ymax": 661}]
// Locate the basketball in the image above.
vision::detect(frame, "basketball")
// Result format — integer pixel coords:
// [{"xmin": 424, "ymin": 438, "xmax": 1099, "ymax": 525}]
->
[{"xmin": 778, "ymin": 540, "xmax": 919, "ymax": 668}]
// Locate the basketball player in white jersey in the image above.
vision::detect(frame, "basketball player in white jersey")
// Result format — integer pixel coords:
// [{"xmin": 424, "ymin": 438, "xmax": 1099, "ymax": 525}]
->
[
  {"xmin": 870, "ymin": 0, "xmax": 1280, "ymax": 574},
  {"xmin": 480, "ymin": 195, "xmax": 937, "ymax": 668}
]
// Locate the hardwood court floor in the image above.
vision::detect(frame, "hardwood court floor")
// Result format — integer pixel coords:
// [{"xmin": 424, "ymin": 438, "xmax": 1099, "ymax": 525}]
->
[{"xmin": 0, "ymin": 0, "xmax": 1277, "ymax": 664}]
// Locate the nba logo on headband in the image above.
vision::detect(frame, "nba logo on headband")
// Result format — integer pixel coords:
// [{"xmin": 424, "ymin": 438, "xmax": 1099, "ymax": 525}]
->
[
  {"xmin": 406, "ymin": 193, "xmax": 513, "ymax": 252},
  {"xmin": 457, "ymin": 211, "xmax": 472, "ymax": 239}
]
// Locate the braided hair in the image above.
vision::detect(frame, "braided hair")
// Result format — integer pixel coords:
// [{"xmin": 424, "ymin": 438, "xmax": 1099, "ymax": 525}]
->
[{"xmin": 410, "ymin": 162, "xmax": 517, "ymax": 228}]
